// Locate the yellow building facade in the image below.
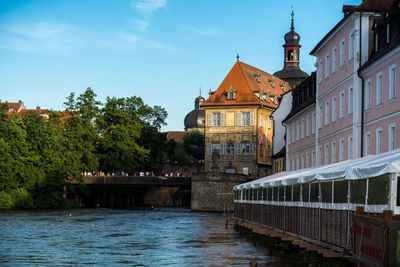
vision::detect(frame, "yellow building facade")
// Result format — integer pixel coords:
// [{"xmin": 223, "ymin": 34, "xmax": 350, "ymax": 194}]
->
[{"xmin": 202, "ymin": 61, "xmax": 291, "ymax": 179}]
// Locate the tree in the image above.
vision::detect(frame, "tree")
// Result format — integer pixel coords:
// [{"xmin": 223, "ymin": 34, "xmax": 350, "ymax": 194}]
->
[
  {"xmin": 62, "ymin": 87, "xmax": 101, "ymax": 173},
  {"xmin": 183, "ymin": 130, "xmax": 205, "ymax": 161},
  {"xmin": 99, "ymin": 97, "xmax": 149, "ymax": 173},
  {"xmin": 23, "ymin": 112, "xmax": 67, "ymax": 208}
]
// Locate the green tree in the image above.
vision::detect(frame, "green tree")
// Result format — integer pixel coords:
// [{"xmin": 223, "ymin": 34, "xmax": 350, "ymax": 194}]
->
[
  {"xmin": 23, "ymin": 112, "xmax": 67, "ymax": 208},
  {"xmin": 63, "ymin": 87, "xmax": 100, "ymax": 173},
  {"xmin": 99, "ymin": 97, "xmax": 149, "ymax": 173},
  {"xmin": 183, "ymin": 130, "xmax": 205, "ymax": 161}
]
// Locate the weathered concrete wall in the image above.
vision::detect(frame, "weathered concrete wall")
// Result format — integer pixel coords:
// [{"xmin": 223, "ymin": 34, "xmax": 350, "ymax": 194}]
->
[{"xmin": 191, "ymin": 172, "xmax": 247, "ymax": 211}]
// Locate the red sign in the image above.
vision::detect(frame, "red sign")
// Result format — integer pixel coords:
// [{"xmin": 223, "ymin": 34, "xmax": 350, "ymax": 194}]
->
[{"xmin": 354, "ymin": 219, "xmax": 384, "ymax": 266}]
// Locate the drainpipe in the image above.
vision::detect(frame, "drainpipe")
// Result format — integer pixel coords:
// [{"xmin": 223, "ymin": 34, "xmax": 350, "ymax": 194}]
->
[{"xmin": 358, "ymin": 12, "xmax": 365, "ymax": 157}]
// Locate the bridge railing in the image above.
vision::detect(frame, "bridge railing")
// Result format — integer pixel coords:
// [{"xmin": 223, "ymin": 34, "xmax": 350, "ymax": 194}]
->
[{"xmin": 81, "ymin": 175, "xmax": 191, "ymax": 187}]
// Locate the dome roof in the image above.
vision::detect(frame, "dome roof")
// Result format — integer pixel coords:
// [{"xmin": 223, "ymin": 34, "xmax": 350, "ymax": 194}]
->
[
  {"xmin": 284, "ymin": 30, "xmax": 300, "ymax": 44},
  {"xmin": 184, "ymin": 109, "xmax": 204, "ymax": 130},
  {"xmin": 274, "ymin": 68, "xmax": 309, "ymax": 88},
  {"xmin": 184, "ymin": 94, "xmax": 205, "ymax": 131},
  {"xmin": 284, "ymin": 10, "xmax": 300, "ymax": 45}
]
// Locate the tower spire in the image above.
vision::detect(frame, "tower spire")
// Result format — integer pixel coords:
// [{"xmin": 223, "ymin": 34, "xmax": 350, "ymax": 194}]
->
[{"xmin": 291, "ymin": 7, "xmax": 295, "ymax": 31}]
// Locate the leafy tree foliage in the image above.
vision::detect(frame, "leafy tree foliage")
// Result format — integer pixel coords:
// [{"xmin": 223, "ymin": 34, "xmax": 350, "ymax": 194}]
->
[
  {"xmin": 183, "ymin": 130, "xmax": 205, "ymax": 161},
  {"xmin": 0, "ymin": 89, "xmax": 169, "ymax": 209}
]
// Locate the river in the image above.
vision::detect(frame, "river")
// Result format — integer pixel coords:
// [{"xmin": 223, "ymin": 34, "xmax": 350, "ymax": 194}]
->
[{"xmin": 0, "ymin": 209, "xmax": 290, "ymax": 266}]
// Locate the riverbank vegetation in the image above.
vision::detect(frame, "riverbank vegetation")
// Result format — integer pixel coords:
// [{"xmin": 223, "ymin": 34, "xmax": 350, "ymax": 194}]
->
[{"xmin": 0, "ymin": 88, "xmax": 171, "ymax": 209}]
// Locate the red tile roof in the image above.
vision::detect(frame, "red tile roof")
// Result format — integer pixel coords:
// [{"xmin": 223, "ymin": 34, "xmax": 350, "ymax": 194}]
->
[
  {"xmin": 202, "ymin": 61, "xmax": 291, "ymax": 109},
  {"xmin": 166, "ymin": 131, "xmax": 185, "ymax": 144},
  {"xmin": 19, "ymin": 107, "xmax": 49, "ymax": 117},
  {"xmin": 3, "ymin": 101, "xmax": 25, "ymax": 112}
]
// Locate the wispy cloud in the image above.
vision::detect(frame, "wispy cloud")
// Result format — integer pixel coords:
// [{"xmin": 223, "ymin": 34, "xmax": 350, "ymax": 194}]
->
[
  {"xmin": 130, "ymin": 0, "xmax": 167, "ymax": 17},
  {"xmin": 129, "ymin": 0, "xmax": 167, "ymax": 33},
  {"xmin": 0, "ymin": 19, "xmax": 172, "ymax": 55},
  {"xmin": 3, "ymin": 22, "xmax": 76, "ymax": 39},
  {"xmin": 181, "ymin": 26, "xmax": 223, "ymax": 36},
  {"xmin": 133, "ymin": 19, "xmax": 150, "ymax": 32},
  {"xmin": 0, "ymin": 22, "xmax": 78, "ymax": 55},
  {"xmin": 117, "ymin": 32, "xmax": 140, "ymax": 44}
]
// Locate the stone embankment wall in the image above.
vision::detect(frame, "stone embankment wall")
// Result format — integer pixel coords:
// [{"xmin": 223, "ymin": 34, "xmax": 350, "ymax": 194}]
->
[{"xmin": 191, "ymin": 172, "xmax": 247, "ymax": 211}]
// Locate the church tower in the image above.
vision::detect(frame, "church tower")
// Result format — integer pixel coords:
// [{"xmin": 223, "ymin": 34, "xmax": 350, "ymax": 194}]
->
[{"xmin": 274, "ymin": 10, "xmax": 308, "ymax": 87}]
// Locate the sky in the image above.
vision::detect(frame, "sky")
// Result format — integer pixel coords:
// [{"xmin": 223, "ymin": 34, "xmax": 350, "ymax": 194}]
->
[{"xmin": 0, "ymin": 0, "xmax": 361, "ymax": 131}]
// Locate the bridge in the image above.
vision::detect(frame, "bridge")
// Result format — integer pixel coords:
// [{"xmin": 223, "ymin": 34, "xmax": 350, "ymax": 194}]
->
[
  {"xmin": 67, "ymin": 175, "xmax": 192, "ymax": 209},
  {"xmin": 82, "ymin": 175, "xmax": 191, "ymax": 187}
]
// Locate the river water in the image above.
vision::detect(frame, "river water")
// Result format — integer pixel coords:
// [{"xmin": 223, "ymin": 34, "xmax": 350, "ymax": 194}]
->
[{"xmin": 0, "ymin": 209, "xmax": 288, "ymax": 266}]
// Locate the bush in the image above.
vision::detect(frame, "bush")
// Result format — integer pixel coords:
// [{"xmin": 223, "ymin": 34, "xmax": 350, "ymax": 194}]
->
[
  {"xmin": 0, "ymin": 188, "xmax": 34, "ymax": 209},
  {"xmin": 0, "ymin": 191, "xmax": 14, "ymax": 209},
  {"xmin": 10, "ymin": 188, "xmax": 33, "ymax": 209}
]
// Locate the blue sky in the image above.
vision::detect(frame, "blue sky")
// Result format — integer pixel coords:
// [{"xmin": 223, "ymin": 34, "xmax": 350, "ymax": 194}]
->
[{"xmin": 0, "ymin": 0, "xmax": 361, "ymax": 131}]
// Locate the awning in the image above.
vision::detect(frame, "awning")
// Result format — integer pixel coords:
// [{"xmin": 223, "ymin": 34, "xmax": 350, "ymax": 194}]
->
[{"xmin": 234, "ymin": 148, "xmax": 400, "ymax": 190}]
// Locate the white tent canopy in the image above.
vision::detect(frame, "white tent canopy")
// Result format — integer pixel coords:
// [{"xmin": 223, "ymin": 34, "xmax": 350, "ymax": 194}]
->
[{"xmin": 234, "ymin": 148, "xmax": 400, "ymax": 190}]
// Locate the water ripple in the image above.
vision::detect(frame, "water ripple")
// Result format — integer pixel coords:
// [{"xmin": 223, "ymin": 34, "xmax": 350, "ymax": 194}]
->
[{"xmin": 0, "ymin": 209, "xmax": 277, "ymax": 266}]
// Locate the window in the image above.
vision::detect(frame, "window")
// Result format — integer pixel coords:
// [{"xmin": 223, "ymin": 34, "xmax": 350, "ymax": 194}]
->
[
  {"xmin": 242, "ymin": 112, "xmax": 251, "ymax": 126},
  {"xmin": 212, "ymin": 143, "xmax": 221, "ymax": 154},
  {"xmin": 301, "ymin": 118, "xmax": 305, "ymax": 139},
  {"xmin": 295, "ymin": 155, "xmax": 300, "ymax": 170},
  {"xmin": 227, "ymin": 143, "xmax": 235, "ymax": 155},
  {"xmin": 325, "ymin": 54, "xmax": 330, "ymax": 78},
  {"xmin": 301, "ymin": 153, "xmax": 305, "ymax": 168},
  {"xmin": 387, "ymin": 24, "xmax": 390, "ymax": 43},
  {"xmin": 306, "ymin": 152, "xmax": 310, "ymax": 167},
  {"xmin": 311, "ymin": 112, "xmax": 316, "ymax": 134},
  {"xmin": 332, "ymin": 97, "xmax": 337, "ymax": 122},
  {"xmin": 324, "ymin": 144, "xmax": 329, "ymax": 165},
  {"xmin": 389, "ymin": 124, "xmax": 396, "ymax": 151},
  {"xmin": 332, "ymin": 141, "xmax": 337, "ymax": 163},
  {"xmin": 241, "ymin": 143, "xmax": 252, "ymax": 155},
  {"xmin": 339, "ymin": 139, "xmax": 345, "ymax": 161},
  {"xmin": 259, "ymin": 144, "xmax": 264, "ymax": 157},
  {"xmin": 339, "ymin": 91, "xmax": 345, "ymax": 118},
  {"xmin": 389, "ymin": 65, "xmax": 397, "ymax": 100},
  {"xmin": 312, "ymin": 150, "xmax": 316, "ymax": 166},
  {"xmin": 349, "ymin": 31, "xmax": 354, "ymax": 60},
  {"xmin": 319, "ymin": 105, "xmax": 323, "ymax": 128},
  {"xmin": 226, "ymin": 90, "xmax": 236, "ymax": 100},
  {"xmin": 287, "ymin": 127, "xmax": 291, "ymax": 145},
  {"xmin": 291, "ymin": 124, "xmax": 295, "ymax": 143},
  {"xmin": 374, "ymin": 32, "xmax": 379, "ymax": 52},
  {"xmin": 318, "ymin": 146, "xmax": 322, "ymax": 166},
  {"xmin": 348, "ymin": 135, "xmax": 353, "ymax": 159},
  {"xmin": 365, "ymin": 79, "xmax": 371, "ymax": 110},
  {"xmin": 213, "ymin": 112, "xmax": 221, "ymax": 126},
  {"xmin": 348, "ymin": 87, "xmax": 353, "ymax": 115},
  {"xmin": 376, "ymin": 128, "xmax": 382, "ymax": 154},
  {"xmin": 332, "ymin": 46, "xmax": 337, "ymax": 73},
  {"xmin": 376, "ymin": 73, "xmax": 383, "ymax": 105},
  {"xmin": 297, "ymin": 121, "xmax": 300, "ymax": 141},
  {"xmin": 317, "ymin": 60, "xmax": 322, "ymax": 83},
  {"xmin": 325, "ymin": 101, "xmax": 329, "ymax": 126},
  {"xmin": 340, "ymin": 39, "xmax": 345, "ymax": 67},
  {"xmin": 365, "ymin": 132, "xmax": 371, "ymax": 156},
  {"xmin": 306, "ymin": 115, "xmax": 310, "ymax": 137}
]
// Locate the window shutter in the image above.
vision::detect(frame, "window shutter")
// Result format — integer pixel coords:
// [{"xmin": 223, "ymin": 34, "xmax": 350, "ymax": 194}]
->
[
  {"xmin": 221, "ymin": 112, "xmax": 226, "ymax": 126},
  {"xmin": 235, "ymin": 143, "xmax": 239, "ymax": 155},
  {"xmin": 250, "ymin": 112, "xmax": 254, "ymax": 126},
  {"xmin": 235, "ymin": 112, "xmax": 240, "ymax": 126},
  {"xmin": 220, "ymin": 143, "xmax": 225, "ymax": 155},
  {"xmin": 250, "ymin": 143, "xmax": 255, "ymax": 155},
  {"xmin": 207, "ymin": 113, "xmax": 212, "ymax": 126},
  {"xmin": 207, "ymin": 143, "xmax": 212, "ymax": 155}
]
